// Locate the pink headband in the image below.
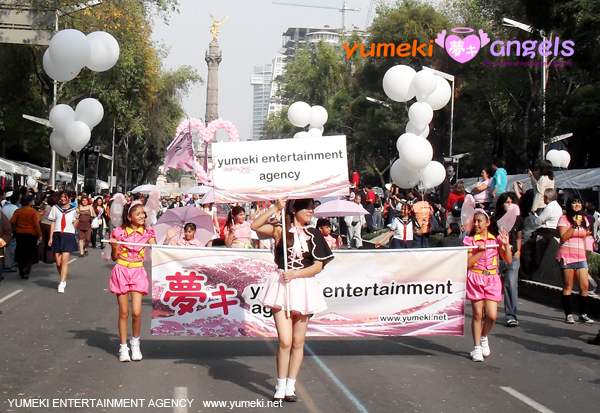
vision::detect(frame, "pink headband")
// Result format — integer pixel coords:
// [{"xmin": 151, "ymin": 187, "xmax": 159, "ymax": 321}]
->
[
  {"xmin": 130, "ymin": 200, "xmax": 143, "ymax": 208},
  {"xmin": 474, "ymin": 208, "xmax": 489, "ymax": 220}
]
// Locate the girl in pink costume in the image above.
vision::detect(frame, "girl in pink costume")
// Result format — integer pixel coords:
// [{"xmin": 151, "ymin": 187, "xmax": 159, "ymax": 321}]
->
[
  {"xmin": 109, "ymin": 202, "xmax": 156, "ymax": 362},
  {"xmin": 224, "ymin": 206, "xmax": 252, "ymax": 248},
  {"xmin": 252, "ymin": 198, "xmax": 333, "ymax": 403},
  {"xmin": 463, "ymin": 208, "xmax": 511, "ymax": 362}
]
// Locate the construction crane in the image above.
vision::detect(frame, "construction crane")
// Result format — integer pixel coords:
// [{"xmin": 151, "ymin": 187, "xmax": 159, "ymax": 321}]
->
[{"xmin": 273, "ymin": 1, "xmax": 360, "ymax": 30}]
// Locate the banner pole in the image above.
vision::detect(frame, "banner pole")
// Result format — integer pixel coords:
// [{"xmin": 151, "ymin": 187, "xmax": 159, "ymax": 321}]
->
[{"xmin": 281, "ymin": 209, "xmax": 291, "ymax": 318}]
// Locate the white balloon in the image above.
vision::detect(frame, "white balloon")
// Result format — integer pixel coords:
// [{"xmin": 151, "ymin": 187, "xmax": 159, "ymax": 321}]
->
[
  {"xmin": 26, "ymin": 177, "xmax": 37, "ymax": 188},
  {"xmin": 420, "ymin": 161, "xmax": 446, "ymax": 189},
  {"xmin": 424, "ymin": 76, "xmax": 452, "ymax": 110},
  {"xmin": 396, "ymin": 133, "xmax": 418, "ymax": 153},
  {"xmin": 412, "ymin": 70, "xmax": 437, "ymax": 100},
  {"xmin": 559, "ymin": 150, "xmax": 571, "ymax": 168},
  {"xmin": 408, "ymin": 102, "xmax": 434, "ymax": 130},
  {"xmin": 293, "ymin": 131, "xmax": 310, "ymax": 139},
  {"xmin": 64, "ymin": 121, "xmax": 91, "ymax": 152},
  {"xmin": 75, "ymin": 98, "xmax": 104, "ymax": 129},
  {"xmin": 382, "ymin": 65, "xmax": 416, "ymax": 103},
  {"xmin": 307, "ymin": 127, "xmax": 322, "ymax": 138},
  {"xmin": 43, "ymin": 50, "xmax": 80, "ymax": 82},
  {"xmin": 49, "ymin": 104, "xmax": 76, "ymax": 134},
  {"xmin": 545, "ymin": 149, "xmax": 561, "ymax": 168},
  {"xmin": 398, "ymin": 136, "xmax": 433, "ymax": 171},
  {"xmin": 309, "ymin": 105, "xmax": 328, "ymax": 128},
  {"xmin": 49, "ymin": 29, "xmax": 90, "ymax": 72},
  {"xmin": 406, "ymin": 122, "xmax": 430, "ymax": 138},
  {"xmin": 309, "ymin": 125, "xmax": 324, "ymax": 133},
  {"xmin": 86, "ymin": 31, "xmax": 120, "ymax": 72},
  {"xmin": 390, "ymin": 159, "xmax": 420, "ymax": 189},
  {"xmin": 49, "ymin": 131, "xmax": 73, "ymax": 157},
  {"xmin": 288, "ymin": 101, "xmax": 312, "ymax": 127}
]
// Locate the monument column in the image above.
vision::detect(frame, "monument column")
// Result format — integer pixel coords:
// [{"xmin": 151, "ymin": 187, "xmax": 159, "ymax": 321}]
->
[{"xmin": 204, "ymin": 41, "xmax": 221, "ymax": 124}]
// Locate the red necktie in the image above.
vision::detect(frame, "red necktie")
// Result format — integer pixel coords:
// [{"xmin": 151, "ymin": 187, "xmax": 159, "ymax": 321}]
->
[{"xmin": 61, "ymin": 212, "xmax": 67, "ymax": 233}]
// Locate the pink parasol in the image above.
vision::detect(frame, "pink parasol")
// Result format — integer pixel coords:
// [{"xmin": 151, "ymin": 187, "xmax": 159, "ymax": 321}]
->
[
  {"xmin": 313, "ymin": 199, "xmax": 369, "ymax": 218},
  {"xmin": 497, "ymin": 203, "xmax": 520, "ymax": 233},
  {"xmin": 154, "ymin": 205, "xmax": 215, "ymax": 246},
  {"xmin": 200, "ymin": 189, "xmax": 214, "ymax": 204},
  {"xmin": 461, "ymin": 194, "xmax": 477, "ymax": 234}
]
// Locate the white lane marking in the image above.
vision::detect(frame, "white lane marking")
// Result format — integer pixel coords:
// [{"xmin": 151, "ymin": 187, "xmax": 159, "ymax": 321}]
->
[
  {"xmin": 68, "ymin": 258, "xmax": 77, "ymax": 264},
  {"xmin": 173, "ymin": 386, "xmax": 188, "ymax": 413},
  {"xmin": 0, "ymin": 290, "xmax": 23, "ymax": 304},
  {"xmin": 305, "ymin": 344, "xmax": 368, "ymax": 413},
  {"xmin": 500, "ymin": 387, "xmax": 555, "ymax": 413}
]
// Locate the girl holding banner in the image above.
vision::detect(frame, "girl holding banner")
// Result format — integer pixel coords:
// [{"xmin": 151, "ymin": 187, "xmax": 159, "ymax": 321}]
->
[
  {"xmin": 463, "ymin": 209, "xmax": 512, "ymax": 362},
  {"xmin": 251, "ymin": 198, "xmax": 333, "ymax": 403}
]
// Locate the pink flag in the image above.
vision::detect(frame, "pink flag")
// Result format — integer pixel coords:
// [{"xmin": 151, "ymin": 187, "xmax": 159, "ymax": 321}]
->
[{"xmin": 164, "ymin": 132, "xmax": 195, "ymax": 172}]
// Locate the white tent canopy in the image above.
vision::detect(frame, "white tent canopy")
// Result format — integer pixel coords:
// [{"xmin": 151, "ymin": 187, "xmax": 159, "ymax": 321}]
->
[
  {"xmin": 0, "ymin": 156, "xmax": 42, "ymax": 178},
  {"xmin": 462, "ymin": 168, "xmax": 600, "ymax": 192}
]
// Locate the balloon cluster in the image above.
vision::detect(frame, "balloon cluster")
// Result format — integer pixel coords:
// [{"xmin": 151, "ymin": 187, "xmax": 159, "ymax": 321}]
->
[
  {"xmin": 546, "ymin": 149, "xmax": 570, "ymax": 169},
  {"xmin": 48, "ymin": 98, "xmax": 104, "ymax": 156},
  {"xmin": 383, "ymin": 65, "xmax": 451, "ymax": 189},
  {"xmin": 43, "ymin": 29, "xmax": 120, "ymax": 82},
  {"xmin": 287, "ymin": 102, "xmax": 328, "ymax": 138},
  {"xmin": 174, "ymin": 118, "xmax": 240, "ymax": 143},
  {"xmin": 194, "ymin": 161, "xmax": 213, "ymax": 186}
]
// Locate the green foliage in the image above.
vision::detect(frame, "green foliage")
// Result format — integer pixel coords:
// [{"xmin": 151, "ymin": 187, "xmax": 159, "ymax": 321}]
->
[{"xmin": 0, "ymin": 0, "xmax": 200, "ymax": 191}]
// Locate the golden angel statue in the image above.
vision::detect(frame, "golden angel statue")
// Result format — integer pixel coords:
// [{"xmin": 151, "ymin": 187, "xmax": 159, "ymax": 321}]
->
[{"xmin": 209, "ymin": 13, "xmax": 229, "ymax": 41}]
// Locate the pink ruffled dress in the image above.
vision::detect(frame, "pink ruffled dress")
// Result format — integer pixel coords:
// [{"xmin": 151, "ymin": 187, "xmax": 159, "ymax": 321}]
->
[
  {"xmin": 110, "ymin": 226, "xmax": 156, "ymax": 295},
  {"xmin": 260, "ymin": 226, "xmax": 333, "ymax": 315}
]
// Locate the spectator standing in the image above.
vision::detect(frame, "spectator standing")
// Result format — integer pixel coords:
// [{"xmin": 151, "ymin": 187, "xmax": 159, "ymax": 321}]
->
[
  {"xmin": 446, "ymin": 181, "xmax": 466, "ymax": 225},
  {"xmin": 494, "ymin": 193, "xmax": 524, "ymax": 327},
  {"xmin": 350, "ymin": 169, "xmax": 360, "ymax": 189},
  {"xmin": 490, "ymin": 158, "xmax": 508, "ymax": 203},
  {"xmin": 91, "ymin": 197, "xmax": 107, "ymax": 249},
  {"xmin": 364, "ymin": 185, "xmax": 376, "ymax": 233},
  {"xmin": 40, "ymin": 192, "xmax": 57, "ymax": 264},
  {"xmin": 529, "ymin": 160, "xmax": 555, "ymax": 214},
  {"xmin": 557, "ymin": 195, "xmax": 594, "ymax": 324},
  {"xmin": 411, "ymin": 189, "xmax": 434, "ymax": 248},
  {"xmin": 10, "ymin": 194, "xmax": 42, "ymax": 279},
  {"xmin": 472, "ymin": 169, "xmax": 492, "ymax": 210},
  {"xmin": 2, "ymin": 192, "xmax": 21, "ymax": 272},
  {"xmin": 345, "ymin": 195, "xmax": 366, "ymax": 249},
  {"xmin": 0, "ymin": 208, "xmax": 12, "ymax": 281}
]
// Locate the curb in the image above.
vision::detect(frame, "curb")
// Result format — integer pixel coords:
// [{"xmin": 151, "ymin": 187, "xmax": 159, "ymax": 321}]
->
[{"xmin": 519, "ymin": 279, "xmax": 600, "ymax": 318}]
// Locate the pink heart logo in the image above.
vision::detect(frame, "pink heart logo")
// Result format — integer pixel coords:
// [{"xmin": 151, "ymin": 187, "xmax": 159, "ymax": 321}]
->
[{"xmin": 444, "ymin": 34, "xmax": 481, "ymax": 63}]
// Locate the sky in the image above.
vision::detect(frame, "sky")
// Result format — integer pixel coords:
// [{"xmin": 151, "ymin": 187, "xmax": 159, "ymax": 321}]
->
[{"xmin": 151, "ymin": 0, "xmax": 374, "ymax": 141}]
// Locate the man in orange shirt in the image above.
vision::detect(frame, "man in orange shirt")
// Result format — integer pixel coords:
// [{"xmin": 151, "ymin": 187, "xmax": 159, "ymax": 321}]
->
[{"xmin": 410, "ymin": 189, "xmax": 433, "ymax": 248}]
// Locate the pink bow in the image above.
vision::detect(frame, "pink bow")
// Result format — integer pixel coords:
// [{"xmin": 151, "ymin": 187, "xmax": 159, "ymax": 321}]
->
[{"xmin": 288, "ymin": 226, "xmax": 309, "ymax": 259}]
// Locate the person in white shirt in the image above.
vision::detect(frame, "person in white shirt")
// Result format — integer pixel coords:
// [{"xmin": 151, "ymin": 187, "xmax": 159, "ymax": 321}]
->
[
  {"xmin": 529, "ymin": 161, "xmax": 555, "ymax": 213},
  {"xmin": 345, "ymin": 195, "xmax": 366, "ymax": 249},
  {"xmin": 528, "ymin": 189, "xmax": 562, "ymax": 273}
]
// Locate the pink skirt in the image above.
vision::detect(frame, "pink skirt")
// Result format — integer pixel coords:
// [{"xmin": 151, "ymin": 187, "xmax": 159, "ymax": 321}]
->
[
  {"xmin": 259, "ymin": 270, "xmax": 327, "ymax": 315},
  {"xmin": 110, "ymin": 264, "xmax": 149, "ymax": 295},
  {"xmin": 466, "ymin": 271, "xmax": 502, "ymax": 302}
]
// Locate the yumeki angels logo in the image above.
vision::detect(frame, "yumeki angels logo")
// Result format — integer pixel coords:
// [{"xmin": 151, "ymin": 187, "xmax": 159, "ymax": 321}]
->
[{"xmin": 435, "ymin": 28, "xmax": 490, "ymax": 63}]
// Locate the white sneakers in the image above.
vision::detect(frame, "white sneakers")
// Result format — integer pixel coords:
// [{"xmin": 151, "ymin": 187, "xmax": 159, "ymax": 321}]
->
[
  {"xmin": 119, "ymin": 339, "xmax": 142, "ymax": 362},
  {"xmin": 470, "ymin": 346, "xmax": 484, "ymax": 362},
  {"xmin": 118, "ymin": 345, "xmax": 131, "ymax": 362},
  {"xmin": 480, "ymin": 336, "xmax": 491, "ymax": 357},
  {"xmin": 130, "ymin": 337, "xmax": 142, "ymax": 361},
  {"xmin": 471, "ymin": 336, "xmax": 491, "ymax": 362},
  {"xmin": 57, "ymin": 281, "xmax": 66, "ymax": 293}
]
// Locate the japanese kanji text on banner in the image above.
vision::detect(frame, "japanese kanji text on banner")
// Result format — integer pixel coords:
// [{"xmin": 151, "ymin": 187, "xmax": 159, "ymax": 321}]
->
[
  {"xmin": 211, "ymin": 135, "xmax": 349, "ymax": 203},
  {"xmin": 151, "ymin": 247, "xmax": 468, "ymax": 337}
]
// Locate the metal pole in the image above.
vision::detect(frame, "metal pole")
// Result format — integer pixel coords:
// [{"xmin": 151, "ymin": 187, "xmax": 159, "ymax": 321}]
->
[
  {"xmin": 110, "ymin": 119, "xmax": 115, "ymax": 192},
  {"xmin": 449, "ymin": 79, "xmax": 455, "ymax": 157},
  {"xmin": 50, "ymin": 7, "xmax": 58, "ymax": 190},
  {"xmin": 540, "ymin": 35, "xmax": 548, "ymax": 161}
]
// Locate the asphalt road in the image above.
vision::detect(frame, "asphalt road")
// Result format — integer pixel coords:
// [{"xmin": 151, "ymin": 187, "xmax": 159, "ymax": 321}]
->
[{"xmin": 1, "ymin": 248, "xmax": 599, "ymax": 413}]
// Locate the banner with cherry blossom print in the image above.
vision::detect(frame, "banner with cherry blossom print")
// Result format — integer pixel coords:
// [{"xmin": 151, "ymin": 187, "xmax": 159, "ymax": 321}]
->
[
  {"xmin": 151, "ymin": 246, "xmax": 468, "ymax": 337},
  {"xmin": 211, "ymin": 136, "xmax": 349, "ymax": 203}
]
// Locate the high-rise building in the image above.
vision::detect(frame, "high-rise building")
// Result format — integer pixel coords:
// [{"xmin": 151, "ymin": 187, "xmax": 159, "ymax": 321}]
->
[{"xmin": 250, "ymin": 63, "xmax": 273, "ymax": 141}]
